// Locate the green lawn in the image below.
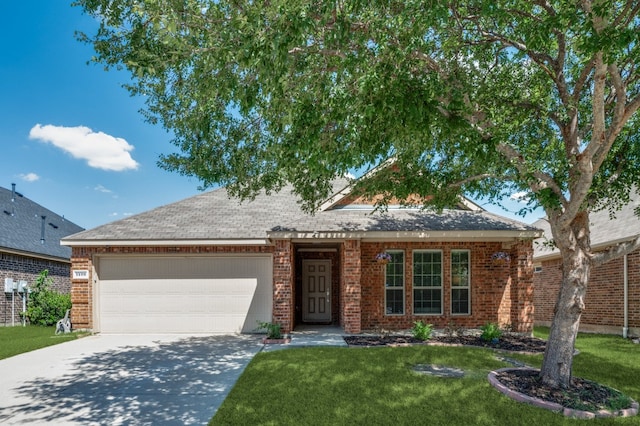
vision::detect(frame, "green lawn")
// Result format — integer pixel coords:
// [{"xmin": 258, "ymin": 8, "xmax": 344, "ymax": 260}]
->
[
  {"xmin": 213, "ymin": 328, "xmax": 640, "ymax": 425},
  {"xmin": 0, "ymin": 325, "xmax": 85, "ymax": 360}
]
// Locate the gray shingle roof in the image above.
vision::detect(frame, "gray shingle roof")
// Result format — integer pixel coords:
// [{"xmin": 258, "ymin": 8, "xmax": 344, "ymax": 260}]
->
[
  {"xmin": 272, "ymin": 207, "xmax": 539, "ymax": 233},
  {"xmin": 64, "ymin": 181, "xmax": 538, "ymax": 243},
  {"xmin": 0, "ymin": 186, "xmax": 84, "ymax": 260},
  {"xmin": 533, "ymin": 192, "xmax": 640, "ymax": 260},
  {"xmin": 64, "ymin": 185, "xmax": 316, "ymax": 241}
]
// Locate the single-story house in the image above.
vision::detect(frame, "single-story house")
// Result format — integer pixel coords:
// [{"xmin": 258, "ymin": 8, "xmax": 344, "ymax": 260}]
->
[
  {"xmin": 533, "ymin": 195, "xmax": 640, "ymax": 337},
  {"xmin": 1, "ymin": 184, "xmax": 84, "ymax": 326},
  {"xmin": 62, "ymin": 178, "xmax": 542, "ymax": 334}
]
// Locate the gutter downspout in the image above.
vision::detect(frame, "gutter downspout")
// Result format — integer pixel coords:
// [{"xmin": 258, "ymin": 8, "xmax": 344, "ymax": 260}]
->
[{"xmin": 623, "ymin": 254, "xmax": 629, "ymax": 339}]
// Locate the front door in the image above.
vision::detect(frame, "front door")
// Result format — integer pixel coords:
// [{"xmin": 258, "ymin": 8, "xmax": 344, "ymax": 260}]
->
[{"xmin": 302, "ymin": 260, "xmax": 332, "ymax": 323}]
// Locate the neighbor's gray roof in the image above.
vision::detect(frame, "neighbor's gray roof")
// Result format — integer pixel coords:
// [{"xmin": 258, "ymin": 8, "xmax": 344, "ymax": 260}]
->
[
  {"xmin": 533, "ymin": 192, "xmax": 640, "ymax": 260},
  {"xmin": 0, "ymin": 186, "xmax": 84, "ymax": 260},
  {"xmin": 64, "ymin": 181, "xmax": 539, "ymax": 243}
]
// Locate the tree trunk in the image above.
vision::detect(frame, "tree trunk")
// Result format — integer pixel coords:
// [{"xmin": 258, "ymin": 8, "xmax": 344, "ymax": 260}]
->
[{"xmin": 540, "ymin": 212, "xmax": 591, "ymax": 388}]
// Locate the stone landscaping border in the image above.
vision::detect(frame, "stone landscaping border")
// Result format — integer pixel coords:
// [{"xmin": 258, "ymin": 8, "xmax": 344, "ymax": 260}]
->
[{"xmin": 488, "ymin": 367, "xmax": 639, "ymax": 419}]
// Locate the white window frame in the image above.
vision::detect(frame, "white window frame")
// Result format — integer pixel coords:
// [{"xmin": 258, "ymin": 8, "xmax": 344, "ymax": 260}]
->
[
  {"xmin": 384, "ymin": 250, "xmax": 405, "ymax": 316},
  {"xmin": 413, "ymin": 250, "xmax": 443, "ymax": 315},
  {"xmin": 450, "ymin": 249, "xmax": 471, "ymax": 315}
]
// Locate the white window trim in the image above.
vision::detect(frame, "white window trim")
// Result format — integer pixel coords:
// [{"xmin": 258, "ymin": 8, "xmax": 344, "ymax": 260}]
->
[
  {"xmin": 413, "ymin": 249, "xmax": 443, "ymax": 316},
  {"xmin": 450, "ymin": 249, "xmax": 471, "ymax": 316},
  {"xmin": 384, "ymin": 250, "xmax": 405, "ymax": 316}
]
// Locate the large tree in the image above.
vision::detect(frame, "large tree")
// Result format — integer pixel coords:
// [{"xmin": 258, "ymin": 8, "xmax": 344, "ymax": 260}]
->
[{"xmin": 76, "ymin": 0, "xmax": 640, "ymax": 388}]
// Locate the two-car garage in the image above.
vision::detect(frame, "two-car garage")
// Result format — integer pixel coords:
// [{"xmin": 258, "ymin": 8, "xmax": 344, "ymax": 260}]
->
[{"xmin": 93, "ymin": 255, "xmax": 273, "ymax": 334}]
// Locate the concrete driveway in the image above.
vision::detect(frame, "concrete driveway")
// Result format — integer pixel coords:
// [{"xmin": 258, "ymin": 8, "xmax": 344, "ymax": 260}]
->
[{"xmin": 0, "ymin": 334, "xmax": 263, "ymax": 425}]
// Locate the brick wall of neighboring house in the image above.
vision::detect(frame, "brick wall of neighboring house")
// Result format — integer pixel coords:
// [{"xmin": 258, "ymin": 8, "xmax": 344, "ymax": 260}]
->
[
  {"xmin": 69, "ymin": 245, "xmax": 275, "ymax": 331},
  {"xmin": 1, "ymin": 251, "xmax": 71, "ymax": 326},
  {"xmin": 359, "ymin": 240, "xmax": 534, "ymax": 333},
  {"xmin": 534, "ymin": 249, "xmax": 640, "ymax": 337}
]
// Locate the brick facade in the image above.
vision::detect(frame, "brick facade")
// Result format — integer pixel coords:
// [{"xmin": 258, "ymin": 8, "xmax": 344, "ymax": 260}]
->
[
  {"xmin": 1, "ymin": 251, "xmax": 71, "ymax": 326},
  {"xmin": 534, "ymin": 249, "xmax": 640, "ymax": 337},
  {"xmin": 358, "ymin": 240, "xmax": 534, "ymax": 332},
  {"xmin": 341, "ymin": 240, "xmax": 362, "ymax": 333},
  {"xmin": 69, "ymin": 239, "xmax": 535, "ymax": 334}
]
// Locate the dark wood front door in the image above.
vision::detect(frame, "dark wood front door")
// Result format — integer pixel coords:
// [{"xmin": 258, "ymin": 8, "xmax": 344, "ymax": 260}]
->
[{"xmin": 302, "ymin": 260, "xmax": 332, "ymax": 322}]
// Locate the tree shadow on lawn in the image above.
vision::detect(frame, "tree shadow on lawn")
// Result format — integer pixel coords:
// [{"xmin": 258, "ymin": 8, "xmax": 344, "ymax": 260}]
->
[{"xmin": 0, "ymin": 335, "xmax": 260, "ymax": 425}]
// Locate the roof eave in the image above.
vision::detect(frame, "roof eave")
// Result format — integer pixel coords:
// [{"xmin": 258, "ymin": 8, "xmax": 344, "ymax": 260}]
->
[
  {"xmin": 0, "ymin": 246, "xmax": 71, "ymax": 263},
  {"xmin": 60, "ymin": 239, "xmax": 272, "ymax": 247},
  {"xmin": 268, "ymin": 229, "xmax": 542, "ymax": 241}
]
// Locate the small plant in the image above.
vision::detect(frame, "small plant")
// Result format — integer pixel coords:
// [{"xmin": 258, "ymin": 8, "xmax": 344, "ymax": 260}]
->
[
  {"xmin": 256, "ymin": 321, "xmax": 282, "ymax": 339},
  {"xmin": 375, "ymin": 252, "xmax": 392, "ymax": 264},
  {"xmin": 480, "ymin": 322, "xmax": 503, "ymax": 342},
  {"xmin": 411, "ymin": 321, "xmax": 433, "ymax": 341}
]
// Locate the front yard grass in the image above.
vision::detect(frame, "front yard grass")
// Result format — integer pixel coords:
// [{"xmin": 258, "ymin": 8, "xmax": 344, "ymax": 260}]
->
[
  {"xmin": 0, "ymin": 325, "xmax": 84, "ymax": 360},
  {"xmin": 213, "ymin": 328, "xmax": 640, "ymax": 425}
]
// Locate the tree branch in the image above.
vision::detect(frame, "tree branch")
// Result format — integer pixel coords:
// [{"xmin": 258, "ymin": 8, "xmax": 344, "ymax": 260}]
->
[
  {"xmin": 495, "ymin": 143, "xmax": 566, "ymax": 204},
  {"xmin": 592, "ymin": 235, "xmax": 640, "ymax": 266}
]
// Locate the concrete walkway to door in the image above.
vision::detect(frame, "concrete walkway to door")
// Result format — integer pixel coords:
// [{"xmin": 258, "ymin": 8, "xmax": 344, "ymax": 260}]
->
[
  {"xmin": 261, "ymin": 325, "xmax": 348, "ymax": 352},
  {"xmin": 0, "ymin": 334, "xmax": 263, "ymax": 425}
]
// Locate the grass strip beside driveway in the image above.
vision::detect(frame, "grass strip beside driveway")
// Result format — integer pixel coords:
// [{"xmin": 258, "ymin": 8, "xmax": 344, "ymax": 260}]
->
[
  {"xmin": 0, "ymin": 325, "xmax": 83, "ymax": 360},
  {"xmin": 213, "ymin": 329, "xmax": 640, "ymax": 425}
]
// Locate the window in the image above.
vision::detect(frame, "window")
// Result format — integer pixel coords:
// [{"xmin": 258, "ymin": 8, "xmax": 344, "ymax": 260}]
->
[
  {"xmin": 385, "ymin": 251, "xmax": 404, "ymax": 315},
  {"xmin": 413, "ymin": 250, "xmax": 442, "ymax": 315},
  {"xmin": 451, "ymin": 250, "xmax": 470, "ymax": 315}
]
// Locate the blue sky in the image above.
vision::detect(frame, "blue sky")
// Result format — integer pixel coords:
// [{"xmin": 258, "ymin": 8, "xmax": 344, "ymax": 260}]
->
[{"xmin": 0, "ymin": 2, "xmax": 541, "ymax": 231}]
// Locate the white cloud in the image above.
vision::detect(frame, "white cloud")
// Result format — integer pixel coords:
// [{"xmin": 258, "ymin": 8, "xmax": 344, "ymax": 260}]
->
[
  {"xmin": 94, "ymin": 184, "xmax": 113, "ymax": 193},
  {"xmin": 19, "ymin": 173, "xmax": 40, "ymax": 182},
  {"xmin": 510, "ymin": 191, "xmax": 530, "ymax": 203},
  {"xmin": 29, "ymin": 124, "xmax": 140, "ymax": 171}
]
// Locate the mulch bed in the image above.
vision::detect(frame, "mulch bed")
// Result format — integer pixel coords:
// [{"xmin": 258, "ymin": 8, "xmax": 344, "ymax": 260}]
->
[
  {"xmin": 343, "ymin": 333, "xmax": 547, "ymax": 353},
  {"xmin": 344, "ymin": 333, "xmax": 635, "ymax": 415},
  {"xmin": 495, "ymin": 368, "xmax": 632, "ymax": 414}
]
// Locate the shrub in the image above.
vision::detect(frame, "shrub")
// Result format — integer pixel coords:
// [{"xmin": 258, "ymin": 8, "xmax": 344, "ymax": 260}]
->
[
  {"xmin": 480, "ymin": 322, "xmax": 503, "ymax": 342},
  {"xmin": 256, "ymin": 321, "xmax": 282, "ymax": 339},
  {"xmin": 411, "ymin": 320, "xmax": 433, "ymax": 341},
  {"xmin": 25, "ymin": 270, "xmax": 71, "ymax": 326}
]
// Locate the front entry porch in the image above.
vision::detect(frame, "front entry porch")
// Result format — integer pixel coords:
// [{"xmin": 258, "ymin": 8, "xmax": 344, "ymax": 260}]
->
[{"xmin": 272, "ymin": 239, "xmax": 363, "ymax": 334}]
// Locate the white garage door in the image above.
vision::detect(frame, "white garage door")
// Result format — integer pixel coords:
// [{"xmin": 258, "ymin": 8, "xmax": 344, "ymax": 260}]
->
[{"xmin": 96, "ymin": 256, "xmax": 272, "ymax": 334}]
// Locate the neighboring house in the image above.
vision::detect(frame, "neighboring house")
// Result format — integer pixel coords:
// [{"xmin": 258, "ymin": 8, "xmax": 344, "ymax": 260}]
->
[
  {"xmin": 62, "ymin": 178, "xmax": 541, "ymax": 335},
  {"xmin": 533, "ymin": 195, "xmax": 640, "ymax": 337},
  {"xmin": 1, "ymin": 184, "xmax": 84, "ymax": 326}
]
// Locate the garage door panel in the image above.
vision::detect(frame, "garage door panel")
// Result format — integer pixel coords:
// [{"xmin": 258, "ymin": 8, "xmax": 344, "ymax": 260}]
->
[{"xmin": 97, "ymin": 257, "xmax": 272, "ymax": 334}]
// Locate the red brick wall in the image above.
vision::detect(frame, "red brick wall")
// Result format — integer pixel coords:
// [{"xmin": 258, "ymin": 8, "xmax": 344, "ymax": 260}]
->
[
  {"xmin": 534, "ymin": 249, "xmax": 640, "ymax": 336},
  {"xmin": 69, "ymin": 239, "xmax": 536, "ymax": 335},
  {"xmin": 359, "ymin": 241, "xmax": 534, "ymax": 332},
  {"xmin": 1, "ymin": 251, "xmax": 71, "ymax": 326},
  {"xmin": 273, "ymin": 240, "xmax": 294, "ymax": 333},
  {"xmin": 341, "ymin": 240, "xmax": 362, "ymax": 333},
  {"xmin": 69, "ymin": 245, "xmax": 275, "ymax": 331}
]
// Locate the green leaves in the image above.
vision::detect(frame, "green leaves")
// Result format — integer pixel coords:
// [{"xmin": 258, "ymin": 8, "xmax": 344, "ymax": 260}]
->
[{"xmin": 74, "ymin": 0, "xmax": 640, "ymax": 215}]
